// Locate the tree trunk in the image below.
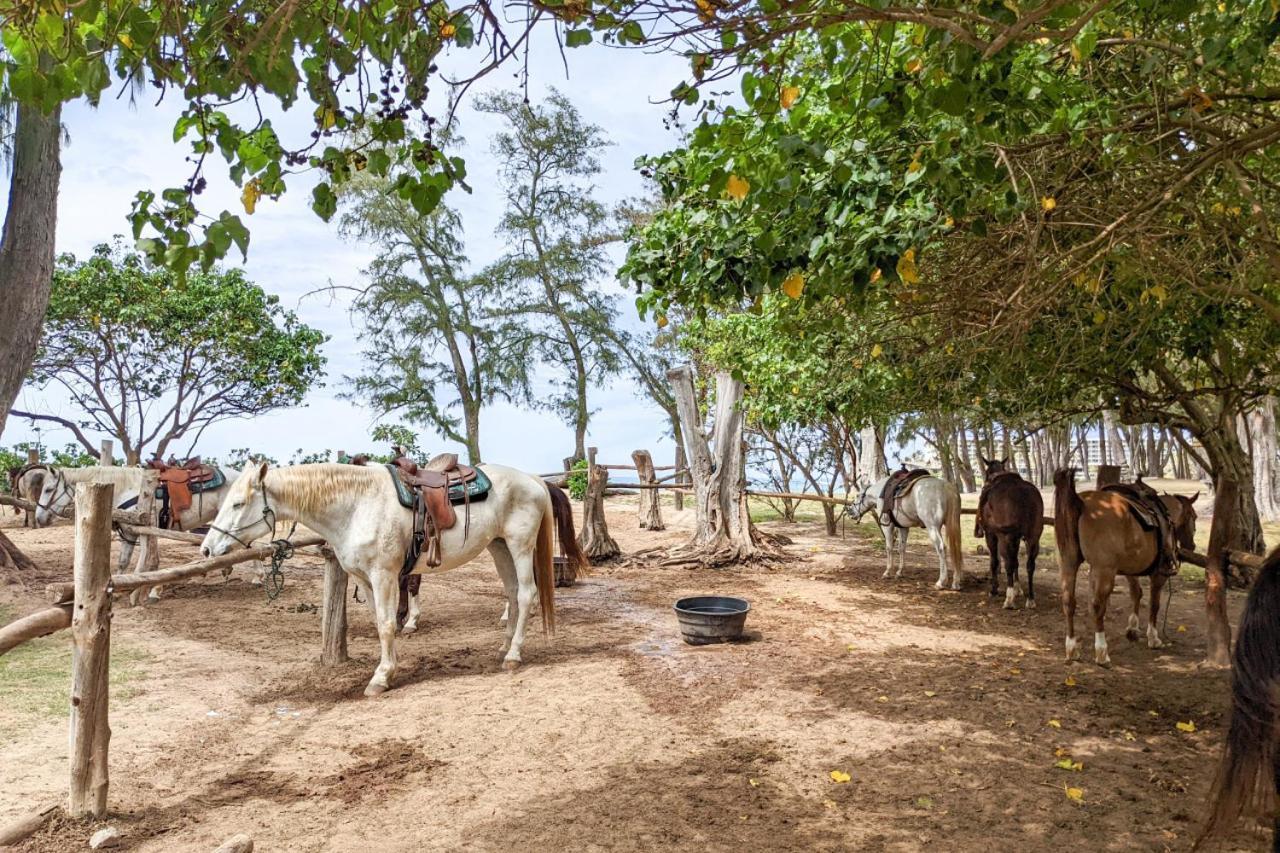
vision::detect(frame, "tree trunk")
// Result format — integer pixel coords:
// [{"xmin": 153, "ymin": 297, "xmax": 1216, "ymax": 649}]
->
[
  {"xmin": 667, "ymin": 366, "xmax": 769, "ymax": 563},
  {"xmin": 955, "ymin": 426, "xmax": 976, "ymax": 492},
  {"xmin": 1103, "ymin": 410, "xmax": 1124, "ymax": 469},
  {"xmin": 1246, "ymin": 398, "xmax": 1280, "ymax": 522},
  {"xmin": 1204, "ymin": 472, "xmax": 1237, "ymax": 667},
  {"xmin": 631, "ymin": 449, "xmax": 664, "ymax": 531},
  {"xmin": 0, "ymin": 528, "xmax": 37, "ymax": 571},
  {"xmin": 69, "ymin": 482, "xmax": 113, "ymax": 818},
  {"xmin": 858, "ymin": 424, "xmax": 887, "ymax": 485},
  {"xmin": 577, "ymin": 448, "xmax": 619, "ymax": 562},
  {"xmin": 0, "ymin": 98, "xmax": 62, "ymax": 435}
]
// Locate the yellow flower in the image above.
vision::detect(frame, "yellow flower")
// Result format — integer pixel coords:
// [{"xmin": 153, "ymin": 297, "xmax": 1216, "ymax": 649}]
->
[
  {"xmin": 725, "ymin": 174, "xmax": 750, "ymax": 202},
  {"xmin": 1041, "ymin": 196, "xmax": 1057, "ymax": 212},
  {"xmin": 440, "ymin": 21, "xmax": 457, "ymax": 38},
  {"xmin": 780, "ymin": 86, "xmax": 800, "ymax": 109},
  {"xmin": 870, "ymin": 343, "xmax": 883, "ymax": 358},
  {"xmin": 781, "ymin": 271, "xmax": 805, "ymax": 299}
]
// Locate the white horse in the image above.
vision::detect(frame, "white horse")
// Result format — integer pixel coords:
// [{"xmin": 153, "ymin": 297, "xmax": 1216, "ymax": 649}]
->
[
  {"xmin": 849, "ymin": 474, "xmax": 965, "ymax": 590},
  {"xmin": 201, "ymin": 461, "xmax": 583, "ymax": 697},
  {"xmin": 8, "ymin": 463, "xmax": 47, "ymax": 527},
  {"xmin": 34, "ymin": 464, "xmax": 258, "ymax": 600}
]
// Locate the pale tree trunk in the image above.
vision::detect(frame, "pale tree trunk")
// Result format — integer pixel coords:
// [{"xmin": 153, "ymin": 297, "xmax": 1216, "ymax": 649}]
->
[
  {"xmin": 956, "ymin": 426, "xmax": 977, "ymax": 492},
  {"xmin": 577, "ymin": 447, "xmax": 619, "ymax": 562},
  {"xmin": 631, "ymin": 449, "xmax": 664, "ymax": 531},
  {"xmin": 666, "ymin": 366, "xmax": 772, "ymax": 564},
  {"xmin": 858, "ymin": 424, "xmax": 887, "ymax": 485},
  {"xmin": 1244, "ymin": 398, "xmax": 1280, "ymax": 522},
  {"xmin": 673, "ymin": 445, "xmax": 687, "ymax": 512}
]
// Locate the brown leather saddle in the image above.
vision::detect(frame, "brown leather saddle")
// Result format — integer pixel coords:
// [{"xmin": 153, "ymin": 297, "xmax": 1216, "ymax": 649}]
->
[
  {"xmin": 146, "ymin": 456, "xmax": 220, "ymax": 529},
  {"xmin": 1101, "ymin": 479, "xmax": 1178, "ymax": 577},
  {"xmin": 880, "ymin": 467, "xmax": 930, "ymax": 529},
  {"xmin": 387, "ymin": 449, "xmax": 481, "ymax": 627}
]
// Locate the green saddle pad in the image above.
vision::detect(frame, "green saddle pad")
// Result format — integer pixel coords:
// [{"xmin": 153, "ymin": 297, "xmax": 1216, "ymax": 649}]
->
[{"xmin": 385, "ymin": 464, "xmax": 491, "ymax": 510}]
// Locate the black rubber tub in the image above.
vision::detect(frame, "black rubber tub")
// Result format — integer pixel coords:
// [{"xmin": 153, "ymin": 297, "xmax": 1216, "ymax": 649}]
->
[{"xmin": 673, "ymin": 596, "xmax": 750, "ymax": 645}]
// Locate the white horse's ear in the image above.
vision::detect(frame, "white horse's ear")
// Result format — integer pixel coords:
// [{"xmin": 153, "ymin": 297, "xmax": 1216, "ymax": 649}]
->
[{"xmin": 257, "ymin": 460, "xmax": 269, "ymax": 483}]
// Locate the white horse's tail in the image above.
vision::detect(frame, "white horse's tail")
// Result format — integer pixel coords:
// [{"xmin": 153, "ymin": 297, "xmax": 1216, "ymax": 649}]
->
[
  {"xmin": 945, "ymin": 489, "xmax": 964, "ymax": 579},
  {"xmin": 536, "ymin": 491, "xmax": 556, "ymax": 636}
]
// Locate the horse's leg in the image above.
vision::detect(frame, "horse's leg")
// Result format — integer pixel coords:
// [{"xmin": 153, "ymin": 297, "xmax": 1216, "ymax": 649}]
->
[
  {"xmin": 503, "ymin": 543, "xmax": 539, "ymax": 671},
  {"xmin": 1002, "ymin": 536, "xmax": 1021, "ymax": 609},
  {"xmin": 487, "ymin": 540, "xmax": 520, "ymax": 656},
  {"xmin": 1061, "ymin": 559, "xmax": 1080, "ymax": 661},
  {"xmin": 1146, "ymin": 574, "xmax": 1166, "ymax": 649},
  {"xmin": 402, "ymin": 579, "xmax": 422, "ymax": 635},
  {"xmin": 1024, "ymin": 536, "xmax": 1039, "ymax": 610},
  {"xmin": 986, "ymin": 533, "xmax": 1000, "ymax": 598},
  {"xmin": 118, "ymin": 538, "xmax": 135, "ymax": 572},
  {"xmin": 364, "ymin": 568, "xmax": 401, "ymax": 696},
  {"xmin": 1091, "ymin": 567, "xmax": 1116, "ymax": 666},
  {"xmin": 896, "ymin": 528, "xmax": 908, "ymax": 579},
  {"xmin": 1125, "ymin": 577, "xmax": 1143, "ymax": 642},
  {"xmin": 927, "ymin": 523, "xmax": 948, "ymax": 590},
  {"xmin": 880, "ymin": 523, "xmax": 894, "ymax": 579}
]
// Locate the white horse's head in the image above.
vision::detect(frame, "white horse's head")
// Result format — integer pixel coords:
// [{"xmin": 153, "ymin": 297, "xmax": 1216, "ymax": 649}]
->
[
  {"xmin": 34, "ymin": 468, "xmax": 73, "ymax": 527},
  {"xmin": 202, "ymin": 462, "xmax": 273, "ymax": 557},
  {"xmin": 847, "ymin": 477, "xmax": 880, "ymax": 520}
]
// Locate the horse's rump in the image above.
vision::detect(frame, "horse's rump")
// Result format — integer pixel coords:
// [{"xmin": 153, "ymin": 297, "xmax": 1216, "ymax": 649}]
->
[{"xmin": 981, "ymin": 475, "xmax": 1044, "ymax": 535}]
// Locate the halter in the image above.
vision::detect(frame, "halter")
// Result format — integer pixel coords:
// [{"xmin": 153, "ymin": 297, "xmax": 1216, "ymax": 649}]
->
[
  {"xmin": 35, "ymin": 467, "xmax": 74, "ymax": 518},
  {"xmin": 206, "ymin": 486, "xmax": 279, "ymax": 549}
]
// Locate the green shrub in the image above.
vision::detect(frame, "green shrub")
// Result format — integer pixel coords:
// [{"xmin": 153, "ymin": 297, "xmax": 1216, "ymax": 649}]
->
[{"xmin": 566, "ymin": 458, "xmax": 590, "ymax": 500}]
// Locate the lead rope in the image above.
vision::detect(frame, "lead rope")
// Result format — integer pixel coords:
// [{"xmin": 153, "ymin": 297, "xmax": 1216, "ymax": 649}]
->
[
  {"xmin": 263, "ymin": 521, "xmax": 299, "ymax": 601},
  {"xmin": 1161, "ymin": 572, "xmax": 1176, "ymax": 638}
]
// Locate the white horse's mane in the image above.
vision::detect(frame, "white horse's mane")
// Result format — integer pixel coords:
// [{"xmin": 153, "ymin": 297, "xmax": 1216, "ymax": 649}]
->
[{"xmin": 251, "ymin": 463, "xmax": 387, "ymax": 517}]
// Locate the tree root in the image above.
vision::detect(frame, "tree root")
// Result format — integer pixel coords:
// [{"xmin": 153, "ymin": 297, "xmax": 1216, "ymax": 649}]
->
[{"xmin": 0, "ymin": 529, "xmax": 36, "ymax": 572}]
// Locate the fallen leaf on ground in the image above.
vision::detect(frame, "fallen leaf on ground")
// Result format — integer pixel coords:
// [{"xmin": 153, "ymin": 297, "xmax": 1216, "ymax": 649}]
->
[
  {"xmin": 1065, "ymin": 675, "xmax": 1077, "ymax": 687},
  {"xmin": 1176, "ymin": 721, "xmax": 1196, "ymax": 733},
  {"xmin": 1048, "ymin": 719, "xmax": 1062, "ymax": 729},
  {"xmin": 1009, "ymin": 668, "xmax": 1022, "ymax": 675},
  {"xmin": 876, "ymin": 695, "xmax": 889, "ymax": 703},
  {"xmin": 830, "ymin": 770, "xmax": 852, "ymax": 784},
  {"xmin": 924, "ymin": 691, "xmax": 937, "ymax": 698},
  {"xmin": 1123, "ymin": 731, "xmax": 1137, "ymax": 741},
  {"xmin": 1054, "ymin": 758, "xmax": 1084, "ymax": 772},
  {"xmin": 824, "ymin": 799, "xmax": 837, "ymax": 809},
  {"xmin": 915, "ymin": 795, "xmax": 934, "ymax": 809},
  {"xmin": 1054, "ymin": 747, "xmax": 1070, "ymax": 758},
  {"xmin": 749, "ymin": 778, "xmax": 759, "ymax": 787},
  {"xmin": 1065, "ymin": 785, "xmax": 1085, "ymax": 804},
  {"xmin": 1149, "ymin": 710, "xmax": 1160, "ymax": 717},
  {"xmin": 1177, "ymin": 625, "xmax": 1187, "ymax": 633}
]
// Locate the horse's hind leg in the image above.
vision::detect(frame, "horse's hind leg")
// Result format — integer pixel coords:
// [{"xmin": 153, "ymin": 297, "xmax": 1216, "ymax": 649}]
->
[
  {"xmin": 402, "ymin": 576, "xmax": 422, "ymax": 635},
  {"xmin": 896, "ymin": 528, "xmax": 908, "ymax": 579},
  {"xmin": 1091, "ymin": 568, "xmax": 1117, "ymax": 666},
  {"xmin": 487, "ymin": 540, "xmax": 520, "ymax": 656},
  {"xmin": 364, "ymin": 568, "xmax": 401, "ymax": 696},
  {"xmin": 927, "ymin": 524, "xmax": 948, "ymax": 590},
  {"xmin": 986, "ymin": 533, "xmax": 1000, "ymax": 598},
  {"xmin": 1024, "ymin": 536, "xmax": 1040, "ymax": 610},
  {"xmin": 1002, "ymin": 536, "xmax": 1022, "ymax": 609},
  {"xmin": 1061, "ymin": 559, "xmax": 1081, "ymax": 661},
  {"xmin": 1146, "ymin": 574, "xmax": 1166, "ymax": 649},
  {"xmin": 503, "ymin": 543, "xmax": 539, "ymax": 670},
  {"xmin": 1125, "ymin": 577, "xmax": 1143, "ymax": 641}
]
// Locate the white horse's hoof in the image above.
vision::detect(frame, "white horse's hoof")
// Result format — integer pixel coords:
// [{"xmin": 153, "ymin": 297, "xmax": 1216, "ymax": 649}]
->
[
  {"xmin": 1025, "ymin": 598, "xmax": 1036, "ymax": 610},
  {"xmin": 881, "ymin": 570, "xmax": 892, "ymax": 579},
  {"xmin": 502, "ymin": 659, "xmax": 522, "ymax": 672},
  {"xmin": 401, "ymin": 623, "xmax": 418, "ymax": 635},
  {"xmin": 1065, "ymin": 637, "xmax": 1079, "ymax": 661},
  {"xmin": 147, "ymin": 591, "xmax": 161, "ymax": 603},
  {"xmin": 1003, "ymin": 587, "xmax": 1018, "ymax": 609},
  {"xmin": 1095, "ymin": 633, "xmax": 1111, "ymax": 666},
  {"xmin": 1147, "ymin": 625, "xmax": 1164, "ymax": 649},
  {"xmin": 934, "ymin": 580, "xmax": 946, "ymax": 591},
  {"xmin": 950, "ymin": 580, "xmax": 963, "ymax": 592},
  {"xmin": 364, "ymin": 682, "xmax": 389, "ymax": 697}
]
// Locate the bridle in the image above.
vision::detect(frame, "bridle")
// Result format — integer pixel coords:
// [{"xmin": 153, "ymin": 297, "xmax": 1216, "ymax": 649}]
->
[
  {"xmin": 35, "ymin": 467, "xmax": 74, "ymax": 518},
  {"xmin": 206, "ymin": 485, "xmax": 280, "ymax": 548}
]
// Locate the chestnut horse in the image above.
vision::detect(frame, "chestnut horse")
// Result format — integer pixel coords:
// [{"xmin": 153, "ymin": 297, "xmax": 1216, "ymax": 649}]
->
[
  {"xmin": 1197, "ymin": 545, "xmax": 1280, "ymax": 851},
  {"xmin": 1053, "ymin": 469, "xmax": 1197, "ymax": 665},
  {"xmin": 975, "ymin": 456, "xmax": 1045, "ymax": 609}
]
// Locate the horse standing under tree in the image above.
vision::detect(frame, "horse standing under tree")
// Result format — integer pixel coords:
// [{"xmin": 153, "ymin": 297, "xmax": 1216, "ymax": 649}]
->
[
  {"xmin": 1053, "ymin": 469, "xmax": 1197, "ymax": 666},
  {"xmin": 849, "ymin": 471, "xmax": 965, "ymax": 590},
  {"xmin": 974, "ymin": 455, "xmax": 1045, "ymax": 609},
  {"xmin": 202, "ymin": 461, "xmax": 584, "ymax": 696}
]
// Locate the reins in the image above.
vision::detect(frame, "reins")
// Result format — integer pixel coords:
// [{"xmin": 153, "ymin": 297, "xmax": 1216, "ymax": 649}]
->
[{"xmin": 206, "ymin": 485, "xmax": 299, "ymax": 601}]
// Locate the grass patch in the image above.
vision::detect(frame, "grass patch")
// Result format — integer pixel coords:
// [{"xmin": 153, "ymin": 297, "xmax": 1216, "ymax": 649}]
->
[{"xmin": 0, "ymin": 604, "xmax": 147, "ymax": 739}]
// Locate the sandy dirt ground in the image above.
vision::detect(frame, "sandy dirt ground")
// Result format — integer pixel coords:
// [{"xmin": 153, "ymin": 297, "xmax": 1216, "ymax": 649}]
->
[{"xmin": 0, "ymin": 497, "xmax": 1264, "ymax": 852}]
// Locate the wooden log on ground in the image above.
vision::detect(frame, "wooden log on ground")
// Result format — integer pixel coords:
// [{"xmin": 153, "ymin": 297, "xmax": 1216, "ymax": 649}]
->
[
  {"xmin": 320, "ymin": 548, "xmax": 348, "ymax": 666},
  {"xmin": 69, "ymin": 482, "xmax": 114, "ymax": 819},
  {"xmin": 0, "ymin": 802, "xmax": 59, "ymax": 846},
  {"xmin": 632, "ymin": 449, "xmax": 664, "ymax": 531},
  {"xmin": 212, "ymin": 834, "xmax": 254, "ymax": 853},
  {"xmin": 576, "ymin": 447, "xmax": 619, "ymax": 565},
  {"xmin": 0, "ymin": 604, "xmax": 71, "ymax": 656},
  {"xmin": 46, "ymin": 536, "xmax": 327, "ymax": 605}
]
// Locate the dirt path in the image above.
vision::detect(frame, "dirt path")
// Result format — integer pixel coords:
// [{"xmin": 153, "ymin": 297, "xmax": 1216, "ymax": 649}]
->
[{"xmin": 0, "ymin": 500, "xmax": 1260, "ymax": 852}]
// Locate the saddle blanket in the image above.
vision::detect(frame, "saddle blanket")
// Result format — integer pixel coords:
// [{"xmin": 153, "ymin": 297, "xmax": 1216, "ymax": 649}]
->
[{"xmin": 385, "ymin": 464, "xmax": 491, "ymax": 509}]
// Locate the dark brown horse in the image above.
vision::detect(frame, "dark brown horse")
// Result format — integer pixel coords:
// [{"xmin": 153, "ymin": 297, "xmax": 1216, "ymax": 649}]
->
[
  {"xmin": 1197, "ymin": 545, "xmax": 1280, "ymax": 852},
  {"xmin": 975, "ymin": 456, "xmax": 1045, "ymax": 609},
  {"xmin": 1053, "ymin": 469, "xmax": 1197, "ymax": 666}
]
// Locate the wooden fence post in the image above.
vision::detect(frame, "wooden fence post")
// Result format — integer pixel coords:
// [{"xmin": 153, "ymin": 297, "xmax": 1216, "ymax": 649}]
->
[
  {"xmin": 130, "ymin": 470, "xmax": 160, "ymax": 606},
  {"xmin": 99, "ymin": 440, "xmax": 114, "ymax": 465},
  {"xmin": 577, "ymin": 447, "xmax": 619, "ymax": 564},
  {"xmin": 69, "ymin": 482, "xmax": 114, "ymax": 819},
  {"xmin": 632, "ymin": 449, "xmax": 665, "ymax": 531},
  {"xmin": 320, "ymin": 547, "xmax": 348, "ymax": 665}
]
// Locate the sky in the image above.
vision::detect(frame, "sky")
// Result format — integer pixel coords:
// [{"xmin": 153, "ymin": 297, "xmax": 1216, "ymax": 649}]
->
[{"xmin": 0, "ymin": 31, "xmax": 693, "ymax": 474}]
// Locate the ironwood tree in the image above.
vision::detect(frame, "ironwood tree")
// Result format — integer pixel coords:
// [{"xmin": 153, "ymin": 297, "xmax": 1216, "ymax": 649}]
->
[{"xmin": 18, "ymin": 245, "xmax": 326, "ymax": 464}]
